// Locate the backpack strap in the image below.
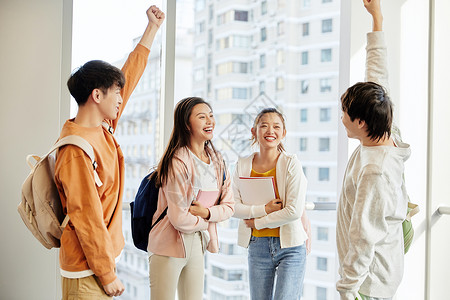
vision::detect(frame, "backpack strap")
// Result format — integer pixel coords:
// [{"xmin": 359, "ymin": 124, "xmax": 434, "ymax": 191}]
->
[{"xmin": 26, "ymin": 135, "xmax": 103, "ymax": 187}]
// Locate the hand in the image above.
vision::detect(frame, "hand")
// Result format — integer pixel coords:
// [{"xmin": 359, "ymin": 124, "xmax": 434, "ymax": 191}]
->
[
  {"xmin": 103, "ymin": 278, "xmax": 125, "ymax": 297},
  {"xmin": 244, "ymin": 218, "xmax": 256, "ymax": 229},
  {"xmin": 301, "ymin": 211, "xmax": 312, "ymax": 255},
  {"xmin": 147, "ymin": 5, "xmax": 165, "ymax": 28},
  {"xmin": 363, "ymin": 0, "xmax": 383, "ymax": 31},
  {"xmin": 265, "ymin": 199, "xmax": 283, "ymax": 214},
  {"xmin": 189, "ymin": 201, "xmax": 210, "ymax": 220}
]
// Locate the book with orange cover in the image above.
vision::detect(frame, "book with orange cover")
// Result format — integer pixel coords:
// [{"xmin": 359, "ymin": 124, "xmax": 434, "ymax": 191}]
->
[
  {"xmin": 196, "ymin": 189, "xmax": 220, "ymax": 208},
  {"xmin": 238, "ymin": 176, "xmax": 276, "ymax": 205}
]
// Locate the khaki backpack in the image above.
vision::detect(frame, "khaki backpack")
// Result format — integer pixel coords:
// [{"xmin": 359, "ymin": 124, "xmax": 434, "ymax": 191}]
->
[{"xmin": 18, "ymin": 135, "xmax": 103, "ymax": 249}]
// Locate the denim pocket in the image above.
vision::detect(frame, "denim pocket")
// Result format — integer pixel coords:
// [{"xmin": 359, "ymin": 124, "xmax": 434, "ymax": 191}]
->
[{"xmin": 249, "ymin": 235, "xmax": 257, "ymax": 244}]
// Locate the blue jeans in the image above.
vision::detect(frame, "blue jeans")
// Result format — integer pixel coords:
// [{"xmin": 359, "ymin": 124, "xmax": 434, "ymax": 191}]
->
[{"xmin": 248, "ymin": 236, "xmax": 306, "ymax": 300}]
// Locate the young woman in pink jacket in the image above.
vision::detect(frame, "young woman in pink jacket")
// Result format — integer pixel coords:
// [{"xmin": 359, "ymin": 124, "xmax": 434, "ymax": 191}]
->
[{"xmin": 147, "ymin": 97, "xmax": 235, "ymax": 300}]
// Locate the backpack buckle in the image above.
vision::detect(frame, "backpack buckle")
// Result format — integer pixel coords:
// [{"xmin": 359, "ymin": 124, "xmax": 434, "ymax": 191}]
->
[{"xmin": 93, "ymin": 161, "xmax": 98, "ymax": 170}]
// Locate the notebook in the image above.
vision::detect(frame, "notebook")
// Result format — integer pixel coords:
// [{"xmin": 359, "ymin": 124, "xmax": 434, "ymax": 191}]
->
[
  {"xmin": 196, "ymin": 189, "xmax": 220, "ymax": 208},
  {"xmin": 238, "ymin": 176, "xmax": 276, "ymax": 205}
]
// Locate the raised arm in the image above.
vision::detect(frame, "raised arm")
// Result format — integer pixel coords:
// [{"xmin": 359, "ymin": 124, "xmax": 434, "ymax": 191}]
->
[
  {"xmin": 139, "ymin": 5, "xmax": 165, "ymax": 50},
  {"xmin": 363, "ymin": 0, "xmax": 383, "ymax": 31},
  {"xmin": 363, "ymin": 0, "xmax": 389, "ymax": 92}
]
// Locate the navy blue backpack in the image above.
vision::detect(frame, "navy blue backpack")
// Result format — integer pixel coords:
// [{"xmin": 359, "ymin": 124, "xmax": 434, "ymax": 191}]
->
[
  {"xmin": 130, "ymin": 168, "xmax": 226, "ymax": 252},
  {"xmin": 130, "ymin": 171, "xmax": 167, "ymax": 252}
]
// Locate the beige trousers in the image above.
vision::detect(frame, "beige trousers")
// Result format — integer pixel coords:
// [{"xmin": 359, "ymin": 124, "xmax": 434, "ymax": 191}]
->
[
  {"xmin": 61, "ymin": 275, "xmax": 111, "ymax": 300},
  {"xmin": 149, "ymin": 232, "xmax": 204, "ymax": 300}
]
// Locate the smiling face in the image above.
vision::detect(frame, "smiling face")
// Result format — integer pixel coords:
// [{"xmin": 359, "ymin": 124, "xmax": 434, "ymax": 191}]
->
[
  {"xmin": 98, "ymin": 84, "xmax": 122, "ymax": 120},
  {"xmin": 252, "ymin": 112, "xmax": 286, "ymax": 150},
  {"xmin": 188, "ymin": 103, "xmax": 215, "ymax": 144}
]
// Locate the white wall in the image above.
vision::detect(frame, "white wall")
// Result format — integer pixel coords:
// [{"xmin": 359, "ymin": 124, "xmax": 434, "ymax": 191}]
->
[{"xmin": 0, "ymin": 0, "xmax": 72, "ymax": 299}]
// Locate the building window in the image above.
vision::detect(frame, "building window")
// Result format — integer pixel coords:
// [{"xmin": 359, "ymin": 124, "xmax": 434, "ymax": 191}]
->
[
  {"xmin": 235, "ymin": 10, "xmax": 249, "ymax": 22},
  {"xmin": 303, "ymin": 0, "xmax": 311, "ymax": 8},
  {"xmin": 302, "ymin": 22, "xmax": 309, "ymax": 36},
  {"xmin": 195, "ymin": 45, "xmax": 205, "ymax": 58},
  {"xmin": 261, "ymin": 0, "xmax": 268, "ymax": 15},
  {"xmin": 301, "ymin": 51, "xmax": 309, "ymax": 65},
  {"xmin": 277, "ymin": 50, "xmax": 284, "ymax": 66},
  {"xmin": 320, "ymin": 108, "xmax": 331, "ymax": 121},
  {"xmin": 276, "ymin": 77, "xmax": 284, "ymax": 91},
  {"xmin": 232, "ymin": 87, "xmax": 248, "ymax": 99},
  {"xmin": 195, "ymin": 0, "xmax": 205, "ymax": 11},
  {"xmin": 260, "ymin": 54, "xmax": 266, "ymax": 69},
  {"xmin": 259, "ymin": 81, "xmax": 266, "ymax": 94},
  {"xmin": 195, "ymin": 21, "xmax": 205, "ymax": 35},
  {"xmin": 194, "ymin": 68, "xmax": 204, "ymax": 81},
  {"xmin": 209, "ymin": 4, "xmax": 214, "ymax": 22},
  {"xmin": 317, "ymin": 227, "xmax": 329, "ymax": 241},
  {"xmin": 320, "ymin": 78, "xmax": 332, "ymax": 93},
  {"xmin": 317, "ymin": 287, "xmax": 327, "ymax": 300},
  {"xmin": 301, "ymin": 80, "xmax": 309, "ymax": 94},
  {"xmin": 321, "ymin": 48, "xmax": 332, "ymax": 62},
  {"xmin": 207, "ymin": 54, "xmax": 212, "ymax": 73},
  {"xmin": 319, "ymin": 138, "xmax": 330, "ymax": 152},
  {"xmin": 277, "ymin": 21, "xmax": 285, "ymax": 36},
  {"xmin": 302, "ymin": 166, "xmax": 307, "ymax": 176},
  {"xmin": 300, "ymin": 108, "xmax": 308, "ymax": 122},
  {"xmin": 322, "ymin": 0, "xmax": 332, "ymax": 3},
  {"xmin": 261, "ymin": 27, "xmax": 267, "ymax": 42},
  {"xmin": 319, "ymin": 167, "xmax": 330, "ymax": 181},
  {"xmin": 322, "ymin": 19, "xmax": 333, "ymax": 33},
  {"xmin": 208, "ymin": 29, "xmax": 213, "ymax": 48},
  {"xmin": 317, "ymin": 257, "xmax": 328, "ymax": 271},
  {"xmin": 300, "ymin": 138, "xmax": 307, "ymax": 152}
]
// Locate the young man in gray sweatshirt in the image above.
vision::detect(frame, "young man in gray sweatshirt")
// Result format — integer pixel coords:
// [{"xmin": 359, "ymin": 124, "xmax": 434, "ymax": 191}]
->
[{"xmin": 336, "ymin": 1, "xmax": 411, "ymax": 299}]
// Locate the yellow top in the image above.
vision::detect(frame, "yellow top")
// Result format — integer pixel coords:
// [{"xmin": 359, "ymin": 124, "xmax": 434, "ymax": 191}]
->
[{"xmin": 251, "ymin": 167, "xmax": 280, "ymax": 237}]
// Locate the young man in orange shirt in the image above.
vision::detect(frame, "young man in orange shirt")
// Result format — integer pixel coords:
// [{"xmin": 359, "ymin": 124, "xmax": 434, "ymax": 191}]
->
[{"xmin": 54, "ymin": 5, "xmax": 164, "ymax": 299}]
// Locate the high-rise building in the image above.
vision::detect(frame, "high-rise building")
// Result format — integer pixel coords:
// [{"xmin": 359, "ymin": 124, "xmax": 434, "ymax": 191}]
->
[{"xmin": 115, "ymin": 0, "xmax": 340, "ymax": 299}]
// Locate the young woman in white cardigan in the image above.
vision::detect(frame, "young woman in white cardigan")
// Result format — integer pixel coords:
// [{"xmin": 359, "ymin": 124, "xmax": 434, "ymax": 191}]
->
[{"xmin": 233, "ymin": 108, "xmax": 310, "ymax": 300}]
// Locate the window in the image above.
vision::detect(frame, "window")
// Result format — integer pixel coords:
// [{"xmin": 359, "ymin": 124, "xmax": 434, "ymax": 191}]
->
[
  {"xmin": 302, "ymin": 166, "xmax": 307, "ymax": 176},
  {"xmin": 319, "ymin": 167, "xmax": 330, "ymax": 181},
  {"xmin": 317, "ymin": 227, "xmax": 329, "ymax": 241},
  {"xmin": 300, "ymin": 138, "xmax": 307, "ymax": 152},
  {"xmin": 232, "ymin": 87, "xmax": 249, "ymax": 99},
  {"xmin": 321, "ymin": 48, "xmax": 332, "ymax": 62},
  {"xmin": 194, "ymin": 68, "xmax": 204, "ymax": 81},
  {"xmin": 277, "ymin": 50, "xmax": 284, "ymax": 66},
  {"xmin": 208, "ymin": 29, "xmax": 213, "ymax": 48},
  {"xmin": 277, "ymin": 21, "xmax": 285, "ymax": 36},
  {"xmin": 195, "ymin": 0, "xmax": 205, "ymax": 11},
  {"xmin": 322, "ymin": 19, "xmax": 333, "ymax": 33},
  {"xmin": 303, "ymin": 0, "xmax": 311, "ymax": 8},
  {"xmin": 317, "ymin": 257, "xmax": 328, "ymax": 271},
  {"xmin": 322, "ymin": 0, "xmax": 332, "ymax": 3},
  {"xmin": 320, "ymin": 78, "xmax": 332, "ymax": 93},
  {"xmin": 209, "ymin": 4, "xmax": 214, "ymax": 22},
  {"xmin": 207, "ymin": 54, "xmax": 212, "ymax": 73},
  {"xmin": 260, "ymin": 54, "xmax": 266, "ymax": 69},
  {"xmin": 235, "ymin": 10, "xmax": 249, "ymax": 22},
  {"xmin": 261, "ymin": 27, "xmax": 267, "ymax": 42},
  {"xmin": 261, "ymin": 1, "xmax": 268, "ymax": 15},
  {"xmin": 317, "ymin": 287, "xmax": 327, "ymax": 300},
  {"xmin": 276, "ymin": 77, "xmax": 284, "ymax": 91},
  {"xmin": 259, "ymin": 81, "xmax": 266, "ymax": 94},
  {"xmin": 195, "ymin": 45, "xmax": 205, "ymax": 58},
  {"xmin": 320, "ymin": 108, "xmax": 331, "ymax": 121},
  {"xmin": 301, "ymin": 80, "xmax": 309, "ymax": 94},
  {"xmin": 301, "ymin": 51, "xmax": 309, "ymax": 65},
  {"xmin": 302, "ymin": 22, "xmax": 309, "ymax": 36},
  {"xmin": 319, "ymin": 137, "xmax": 330, "ymax": 152},
  {"xmin": 300, "ymin": 108, "xmax": 308, "ymax": 122},
  {"xmin": 195, "ymin": 21, "xmax": 205, "ymax": 34}
]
